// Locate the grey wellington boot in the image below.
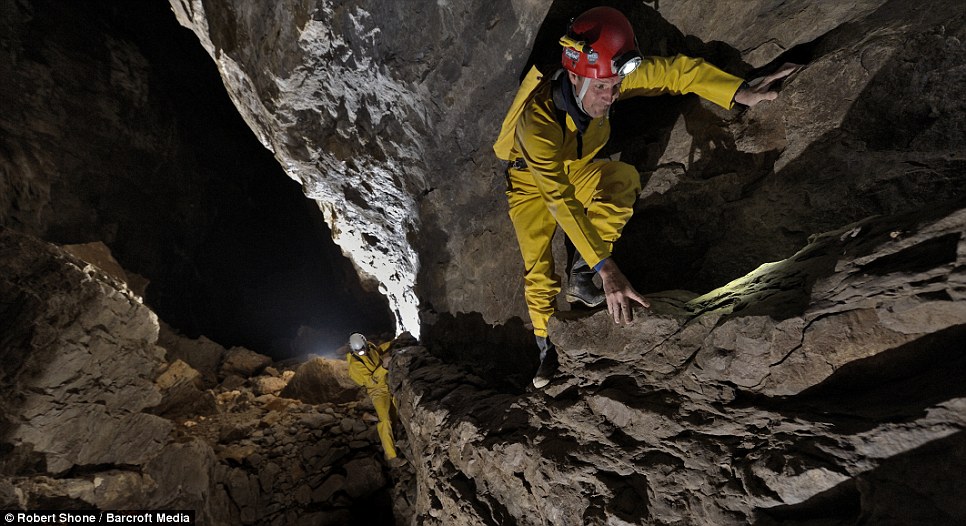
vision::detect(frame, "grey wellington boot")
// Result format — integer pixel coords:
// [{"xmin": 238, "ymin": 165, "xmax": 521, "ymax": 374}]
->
[
  {"xmin": 532, "ymin": 336, "xmax": 558, "ymax": 389},
  {"xmin": 565, "ymin": 253, "xmax": 605, "ymax": 307}
]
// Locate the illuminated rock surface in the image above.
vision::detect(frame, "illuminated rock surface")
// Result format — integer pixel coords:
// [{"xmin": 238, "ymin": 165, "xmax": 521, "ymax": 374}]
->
[
  {"xmin": 0, "ymin": 229, "xmax": 404, "ymax": 523},
  {"xmin": 1, "ymin": 0, "xmax": 964, "ymax": 524},
  {"xmin": 394, "ymin": 206, "xmax": 966, "ymax": 524}
]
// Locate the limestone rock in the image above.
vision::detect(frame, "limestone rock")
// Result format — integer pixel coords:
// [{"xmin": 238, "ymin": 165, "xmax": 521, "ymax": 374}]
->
[
  {"xmin": 157, "ymin": 323, "xmax": 226, "ymax": 386},
  {"xmin": 393, "ymin": 203, "xmax": 966, "ymax": 525},
  {"xmin": 343, "ymin": 457, "xmax": 385, "ymax": 499},
  {"xmin": 2, "ymin": 0, "xmax": 965, "ymax": 524},
  {"xmin": 252, "ymin": 375, "xmax": 289, "ymax": 396},
  {"xmin": 655, "ymin": 1, "xmax": 888, "ymax": 68},
  {"xmin": 0, "ymin": 228, "xmax": 171, "ymax": 475},
  {"xmin": 280, "ymin": 357, "xmax": 366, "ymax": 405},
  {"xmin": 144, "ymin": 439, "xmax": 217, "ymax": 513},
  {"xmin": 0, "ymin": 228, "xmax": 404, "ymax": 522},
  {"xmin": 221, "ymin": 347, "xmax": 272, "ymax": 377},
  {"xmin": 152, "ymin": 359, "xmax": 217, "ymax": 419},
  {"xmin": 62, "ymin": 241, "xmax": 132, "ymax": 290}
]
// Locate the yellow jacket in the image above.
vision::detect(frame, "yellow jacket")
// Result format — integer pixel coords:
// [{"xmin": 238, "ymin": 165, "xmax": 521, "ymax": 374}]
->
[
  {"xmin": 497, "ymin": 55, "xmax": 744, "ymax": 268},
  {"xmin": 346, "ymin": 341, "xmax": 392, "ymax": 391}
]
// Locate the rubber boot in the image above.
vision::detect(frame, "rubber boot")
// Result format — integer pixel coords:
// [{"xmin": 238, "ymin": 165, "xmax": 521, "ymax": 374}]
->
[
  {"xmin": 565, "ymin": 253, "xmax": 605, "ymax": 307},
  {"xmin": 532, "ymin": 336, "xmax": 558, "ymax": 389}
]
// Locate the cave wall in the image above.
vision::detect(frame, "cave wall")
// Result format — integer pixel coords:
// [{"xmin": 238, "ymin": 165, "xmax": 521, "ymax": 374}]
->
[
  {"xmin": 166, "ymin": 0, "xmax": 966, "ymax": 341},
  {"xmin": 0, "ymin": 229, "xmax": 404, "ymax": 523},
  {"xmin": 0, "ymin": 0, "xmax": 393, "ymax": 356},
  {"xmin": 167, "ymin": 0, "xmax": 551, "ymax": 337},
  {"xmin": 392, "ymin": 200, "xmax": 966, "ymax": 525},
  {"xmin": 1, "ymin": 0, "xmax": 964, "ymax": 524},
  {"xmin": 164, "ymin": 0, "xmax": 966, "ymax": 523},
  {"xmin": 615, "ymin": 0, "xmax": 966, "ymax": 295},
  {"xmin": 0, "ymin": 0, "xmax": 193, "ymax": 245}
]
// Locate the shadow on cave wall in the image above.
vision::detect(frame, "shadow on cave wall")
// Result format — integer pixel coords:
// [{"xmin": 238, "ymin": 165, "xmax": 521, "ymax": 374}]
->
[
  {"xmin": 417, "ymin": 0, "xmax": 769, "ymax": 384},
  {"xmin": 615, "ymin": 0, "xmax": 966, "ymax": 296},
  {"xmin": 753, "ymin": 430, "xmax": 966, "ymax": 525},
  {"xmin": 421, "ymin": 312, "xmax": 538, "ymax": 393},
  {"xmin": 733, "ymin": 323, "xmax": 966, "ymax": 436},
  {"xmin": 57, "ymin": 1, "xmax": 395, "ymax": 359},
  {"xmin": 416, "ymin": 0, "xmax": 965, "ymax": 401},
  {"xmin": 511, "ymin": 0, "xmax": 795, "ymax": 300}
]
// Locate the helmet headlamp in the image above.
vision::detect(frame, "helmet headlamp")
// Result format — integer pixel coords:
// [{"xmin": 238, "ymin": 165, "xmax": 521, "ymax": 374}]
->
[
  {"xmin": 614, "ymin": 51, "xmax": 642, "ymax": 77},
  {"xmin": 559, "ymin": 7, "xmax": 641, "ymax": 79},
  {"xmin": 348, "ymin": 332, "xmax": 367, "ymax": 355}
]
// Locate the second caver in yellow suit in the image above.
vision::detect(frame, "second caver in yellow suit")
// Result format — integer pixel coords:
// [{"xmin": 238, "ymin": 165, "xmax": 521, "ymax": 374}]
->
[
  {"xmin": 346, "ymin": 340, "xmax": 397, "ymax": 460},
  {"xmin": 496, "ymin": 55, "xmax": 744, "ymax": 338}
]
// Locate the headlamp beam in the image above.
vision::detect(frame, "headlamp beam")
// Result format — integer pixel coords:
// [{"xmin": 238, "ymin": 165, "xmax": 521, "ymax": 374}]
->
[{"xmin": 614, "ymin": 52, "xmax": 642, "ymax": 78}]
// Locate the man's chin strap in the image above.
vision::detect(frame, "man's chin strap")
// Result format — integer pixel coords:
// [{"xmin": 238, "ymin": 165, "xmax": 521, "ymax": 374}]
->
[{"xmin": 574, "ymin": 76, "xmax": 592, "ymax": 115}]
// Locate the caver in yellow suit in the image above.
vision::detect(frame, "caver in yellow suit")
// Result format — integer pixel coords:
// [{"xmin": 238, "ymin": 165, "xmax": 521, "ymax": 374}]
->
[
  {"xmin": 494, "ymin": 7, "xmax": 745, "ymax": 343},
  {"xmin": 346, "ymin": 335, "xmax": 397, "ymax": 460}
]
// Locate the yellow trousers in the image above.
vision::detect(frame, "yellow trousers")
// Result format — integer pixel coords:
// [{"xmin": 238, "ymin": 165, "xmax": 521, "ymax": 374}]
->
[
  {"xmin": 368, "ymin": 385, "xmax": 397, "ymax": 459},
  {"xmin": 507, "ymin": 160, "xmax": 640, "ymax": 337}
]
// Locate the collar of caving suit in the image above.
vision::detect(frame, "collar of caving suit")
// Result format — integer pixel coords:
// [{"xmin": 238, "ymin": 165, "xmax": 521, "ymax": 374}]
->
[
  {"xmin": 366, "ymin": 341, "xmax": 384, "ymax": 366},
  {"xmin": 351, "ymin": 349, "xmax": 379, "ymax": 373},
  {"xmin": 552, "ymin": 69, "xmax": 592, "ymax": 134}
]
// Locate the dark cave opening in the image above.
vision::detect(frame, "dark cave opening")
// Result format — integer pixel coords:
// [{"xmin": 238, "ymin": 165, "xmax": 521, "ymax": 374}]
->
[{"xmin": 84, "ymin": 0, "xmax": 395, "ymax": 360}]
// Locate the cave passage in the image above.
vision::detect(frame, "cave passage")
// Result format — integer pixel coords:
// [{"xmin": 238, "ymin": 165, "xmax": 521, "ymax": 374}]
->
[{"xmin": 90, "ymin": 1, "xmax": 394, "ymax": 359}]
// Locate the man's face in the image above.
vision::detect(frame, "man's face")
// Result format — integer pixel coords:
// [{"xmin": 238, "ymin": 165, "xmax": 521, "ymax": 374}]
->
[{"xmin": 569, "ymin": 71, "xmax": 622, "ymax": 118}]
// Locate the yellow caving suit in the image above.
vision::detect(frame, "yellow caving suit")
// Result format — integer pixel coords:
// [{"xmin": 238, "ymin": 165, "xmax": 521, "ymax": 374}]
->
[
  {"xmin": 495, "ymin": 55, "xmax": 744, "ymax": 338},
  {"xmin": 346, "ymin": 341, "xmax": 397, "ymax": 460}
]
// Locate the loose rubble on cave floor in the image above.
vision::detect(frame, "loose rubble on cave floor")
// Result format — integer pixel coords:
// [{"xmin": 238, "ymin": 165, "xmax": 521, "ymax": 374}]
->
[
  {"xmin": 155, "ymin": 327, "xmax": 418, "ymax": 525},
  {"xmin": 0, "ymin": 228, "xmax": 419, "ymax": 525}
]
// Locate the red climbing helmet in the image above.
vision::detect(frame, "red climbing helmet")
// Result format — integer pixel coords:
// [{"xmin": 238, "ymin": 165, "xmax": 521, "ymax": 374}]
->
[{"xmin": 560, "ymin": 6, "xmax": 642, "ymax": 79}]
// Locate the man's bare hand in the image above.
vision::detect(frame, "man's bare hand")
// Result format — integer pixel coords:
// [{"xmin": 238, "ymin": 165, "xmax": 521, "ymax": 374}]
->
[
  {"xmin": 734, "ymin": 62, "xmax": 803, "ymax": 107},
  {"xmin": 597, "ymin": 258, "xmax": 650, "ymax": 325}
]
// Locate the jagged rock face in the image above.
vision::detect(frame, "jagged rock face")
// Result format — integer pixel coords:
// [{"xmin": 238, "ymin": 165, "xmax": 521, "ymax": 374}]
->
[
  {"xmin": 167, "ymin": 3, "xmax": 966, "ymax": 520},
  {"xmin": 0, "ymin": 242, "xmax": 167, "ymax": 472},
  {"xmin": 168, "ymin": 0, "xmax": 966, "ymax": 341},
  {"xmin": 616, "ymin": 1, "xmax": 966, "ymax": 295},
  {"xmin": 0, "ymin": 228, "xmax": 408, "ymax": 523},
  {"xmin": 0, "ymin": 0, "xmax": 393, "ymax": 356},
  {"xmin": 1, "ymin": 0, "xmax": 964, "ymax": 524},
  {"xmin": 167, "ymin": 0, "xmax": 550, "ymax": 336},
  {"xmin": 0, "ymin": 1, "xmax": 188, "ymax": 244},
  {"xmin": 0, "ymin": 228, "xmax": 198, "ymax": 508},
  {"xmin": 392, "ymin": 205, "xmax": 966, "ymax": 524}
]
